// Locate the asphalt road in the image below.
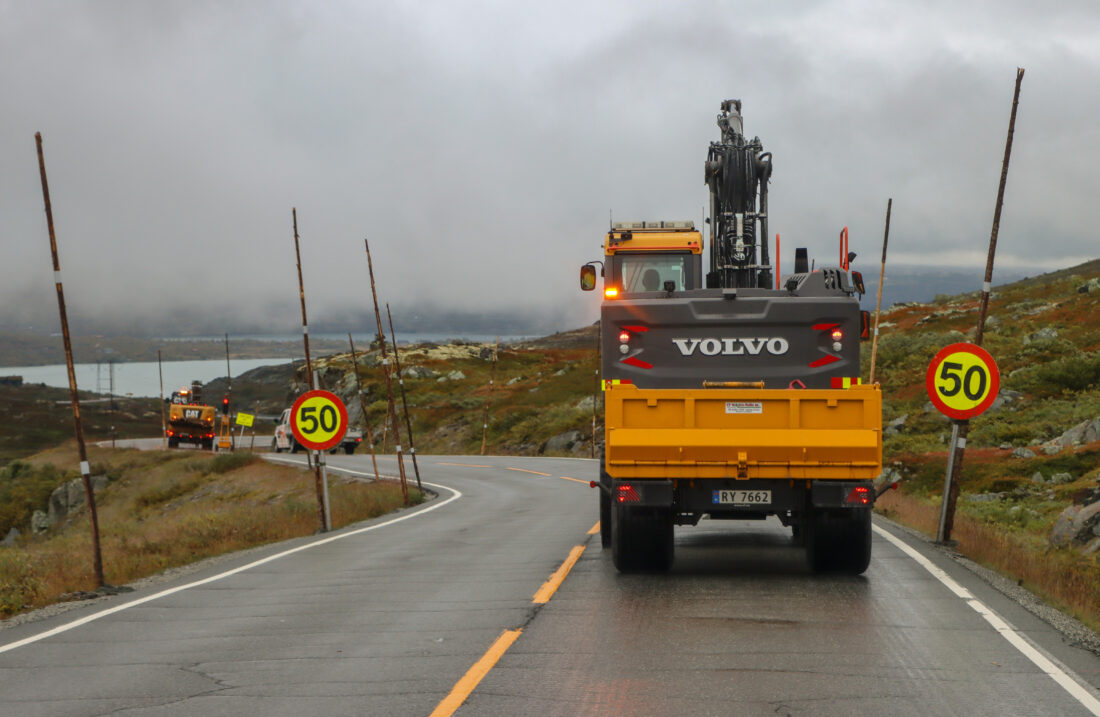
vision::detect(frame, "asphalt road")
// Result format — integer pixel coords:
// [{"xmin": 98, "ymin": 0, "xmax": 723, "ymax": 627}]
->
[{"xmin": 2, "ymin": 453, "xmax": 1099, "ymax": 716}]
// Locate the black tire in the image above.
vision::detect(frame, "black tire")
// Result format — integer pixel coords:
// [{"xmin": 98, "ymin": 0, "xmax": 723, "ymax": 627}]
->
[
  {"xmin": 290, "ymin": 440, "xmax": 300, "ymax": 454},
  {"xmin": 272, "ymin": 439, "xmax": 282, "ymax": 454},
  {"xmin": 807, "ymin": 508, "xmax": 871, "ymax": 575},
  {"xmin": 202, "ymin": 439, "xmax": 214, "ymax": 451},
  {"xmin": 611, "ymin": 503, "xmax": 674, "ymax": 573},
  {"xmin": 167, "ymin": 436, "xmax": 179, "ymax": 449},
  {"xmin": 599, "ymin": 489, "xmax": 612, "ymax": 548},
  {"xmin": 344, "ymin": 444, "xmax": 355, "ymax": 455}
]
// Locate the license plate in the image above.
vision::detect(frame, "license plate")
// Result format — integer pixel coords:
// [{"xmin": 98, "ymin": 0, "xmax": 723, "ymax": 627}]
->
[{"xmin": 712, "ymin": 489, "xmax": 771, "ymax": 506}]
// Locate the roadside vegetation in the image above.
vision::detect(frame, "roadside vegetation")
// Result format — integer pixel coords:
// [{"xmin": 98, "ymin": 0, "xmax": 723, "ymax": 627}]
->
[
  {"xmin": 0, "ymin": 444, "xmax": 420, "ymax": 618},
  {"xmin": 869, "ymin": 260, "xmax": 1100, "ymax": 631}
]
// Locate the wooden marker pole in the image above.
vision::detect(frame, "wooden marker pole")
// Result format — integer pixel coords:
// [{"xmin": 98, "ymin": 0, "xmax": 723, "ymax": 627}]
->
[
  {"xmin": 481, "ymin": 337, "xmax": 499, "ymax": 455},
  {"xmin": 869, "ymin": 198, "xmax": 892, "ymax": 385},
  {"xmin": 292, "ymin": 209, "xmax": 328, "ymax": 531},
  {"xmin": 348, "ymin": 332, "xmax": 382, "ymax": 482},
  {"xmin": 364, "ymin": 239, "xmax": 409, "ymax": 504},
  {"xmin": 387, "ymin": 304, "xmax": 421, "ymax": 491},
  {"xmin": 158, "ymin": 349, "xmax": 167, "ymax": 449},
  {"xmin": 36, "ymin": 132, "xmax": 104, "ymax": 588},
  {"xmin": 938, "ymin": 68, "xmax": 1024, "ymax": 544}
]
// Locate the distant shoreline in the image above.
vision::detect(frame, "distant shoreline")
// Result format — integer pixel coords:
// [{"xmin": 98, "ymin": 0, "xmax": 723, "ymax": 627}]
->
[{"xmin": 0, "ymin": 332, "xmax": 536, "ymax": 369}]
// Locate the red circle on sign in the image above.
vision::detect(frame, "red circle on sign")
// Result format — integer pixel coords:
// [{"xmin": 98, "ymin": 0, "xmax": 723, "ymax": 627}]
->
[
  {"xmin": 925, "ymin": 343, "xmax": 1000, "ymax": 420},
  {"xmin": 289, "ymin": 390, "xmax": 349, "ymax": 451}
]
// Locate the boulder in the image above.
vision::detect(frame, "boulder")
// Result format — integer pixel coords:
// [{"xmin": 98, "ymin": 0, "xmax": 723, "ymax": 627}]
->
[
  {"xmin": 1055, "ymin": 417, "xmax": 1100, "ymax": 447},
  {"xmin": 1077, "ymin": 277, "xmax": 1100, "ymax": 294},
  {"xmin": 574, "ymin": 395, "xmax": 596, "ymax": 412},
  {"xmin": 31, "ymin": 510, "xmax": 50, "ymax": 535},
  {"xmin": 48, "ymin": 475, "xmax": 109, "ymax": 526},
  {"xmin": 402, "ymin": 365, "xmax": 438, "ymax": 379},
  {"xmin": 543, "ymin": 430, "xmax": 583, "ymax": 454},
  {"xmin": 436, "ymin": 370, "xmax": 466, "ymax": 383},
  {"xmin": 874, "ymin": 466, "xmax": 902, "ymax": 491},
  {"xmin": 1049, "ymin": 501, "xmax": 1100, "ymax": 548},
  {"xmin": 1, "ymin": 527, "xmax": 20, "ymax": 546},
  {"xmin": 1026, "ymin": 327, "xmax": 1059, "ymax": 343},
  {"xmin": 884, "ymin": 414, "xmax": 909, "ymax": 436},
  {"xmin": 1052, "ymin": 472, "xmax": 1075, "ymax": 485},
  {"xmin": 966, "ymin": 492, "xmax": 1007, "ymax": 503},
  {"xmin": 1012, "ymin": 447, "xmax": 1036, "ymax": 459},
  {"xmin": 1031, "ymin": 471, "xmax": 1047, "ymax": 484}
]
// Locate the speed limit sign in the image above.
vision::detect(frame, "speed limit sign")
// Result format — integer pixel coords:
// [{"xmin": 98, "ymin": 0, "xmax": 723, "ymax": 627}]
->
[
  {"xmin": 289, "ymin": 390, "xmax": 349, "ymax": 451},
  {"xmin": 926, "ymin": 343, "xmax": 1000, "ymax": 420}
]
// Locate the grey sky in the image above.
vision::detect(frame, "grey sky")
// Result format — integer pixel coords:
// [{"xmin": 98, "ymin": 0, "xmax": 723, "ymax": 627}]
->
[{"xmin": 3, "ymin": 0, "xmax": 1097, "ymax": 334}]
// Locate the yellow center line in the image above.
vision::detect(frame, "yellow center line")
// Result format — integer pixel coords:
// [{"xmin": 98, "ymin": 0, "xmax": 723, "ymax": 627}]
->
[
  {"xmin": 587, "ymin": 521, "xmax": 600, "ymax": 535},
  {"xmin": 506, "ymin": 467, "xmax": 551, "ymax": 477},
  {"xmin": 532, "ymin": 545, "xmax": 586, "ymax": 604},
  {"xmin": 429, "ymin": 629, "xmax": 523, "ymax": 717},
  {"xmin": 558, "ymin": 475, "xmax": 590, "ymax": 485},
  {"xmin": 436, "ymin": 462, "xmax": 491, "ymax": 468}
]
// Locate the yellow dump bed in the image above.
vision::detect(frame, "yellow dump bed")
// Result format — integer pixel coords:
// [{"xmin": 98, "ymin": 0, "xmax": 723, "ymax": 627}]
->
[
  {"xmin": 604, "ymin": 383, "xmax": 881, "ymax": 480},
  {"xmin": 168, "ymin": 403, "xmax": 216, "ymax": 426}
]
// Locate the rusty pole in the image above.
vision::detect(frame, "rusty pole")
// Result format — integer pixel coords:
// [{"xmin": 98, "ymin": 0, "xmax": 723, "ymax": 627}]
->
[
  {"xmin": 364, "ymin": 239, "xmax": 409, "ymax": 504},
  {"xmin": 224, "ymin": 332, "xmax": 234, "ymax": 451},
  {"xmin": 387, "ymin": 304, "xmax": 421, "ymax": 491},
  {"xmin": 348, "ymin": 332, "xmax": 382, "ymax": 482},
  {"xmin": 36, "ymin": 132, "xmax": 104, "ymax": 588},
  {"xmin": 868, "ymin": 197, "xmax": 892, "ymax": 384},
  {"xmin": 292, "ymin": 209, "xmax": 328, "ymax": 531},
  {"xmin": 939, "ymin": 68, "xmax": 1024, "ymax": 544},
  {"xmin": 480, "ymin": 338, "xmax": 499, "ymax": 455},
  {"xmin": 158, "ymin": 349, "xmax": 167, "ymax": 449}
]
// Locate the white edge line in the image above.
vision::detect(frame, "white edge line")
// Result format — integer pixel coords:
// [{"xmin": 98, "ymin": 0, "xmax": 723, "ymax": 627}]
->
[
  {"xmin": 0, "ymin": 464, "xmax": 461, "ymax": 655},
  {"xmin": 873, "ymin": 523, "xmax": 1100, "ymax": 715}
]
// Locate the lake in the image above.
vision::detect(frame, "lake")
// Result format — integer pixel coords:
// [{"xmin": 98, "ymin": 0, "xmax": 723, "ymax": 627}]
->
[{"xmin": 4, "ymin": 359, "xmax": 291, "ymax": 399}]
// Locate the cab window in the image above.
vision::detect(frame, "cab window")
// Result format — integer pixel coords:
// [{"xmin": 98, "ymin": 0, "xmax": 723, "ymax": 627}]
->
[{"xmin": 619, "ymin": 254, "xmax": 689, "ymax": 292}]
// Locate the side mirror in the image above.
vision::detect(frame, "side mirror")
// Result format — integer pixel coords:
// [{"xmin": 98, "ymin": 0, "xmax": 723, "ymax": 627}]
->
[
  {"xmin": 580, "ymin": 264, "xmax": 597, "ymax": 291},
  {"xmin": 851, "ymin": 270, "xmax": 866, "ymax": 295}
]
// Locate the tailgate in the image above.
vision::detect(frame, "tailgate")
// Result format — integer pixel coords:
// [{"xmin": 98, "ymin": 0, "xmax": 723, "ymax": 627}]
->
[{"xmin": 604, "ymin": 383, "xmax": 881, "ymax": 480}]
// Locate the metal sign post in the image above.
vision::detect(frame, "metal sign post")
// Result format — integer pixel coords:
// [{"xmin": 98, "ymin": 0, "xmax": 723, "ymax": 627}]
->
[
  {"xmin": 926, "ymin": 343, "xmax": 1000, "ymax": 543},
  {"xmin": 288, "ymin": 388, "xmax": 348, "ymax": 533},
  {"xmin": 316, "ymin": 449, "xmax": 332, "ymax": 532}
]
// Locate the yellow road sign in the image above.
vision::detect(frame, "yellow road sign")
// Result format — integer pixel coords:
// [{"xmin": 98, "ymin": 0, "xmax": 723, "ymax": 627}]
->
[
  {"xmin": 235, "ymin": 412, "xmax": 254, "ymax": 428},
  {"xmin": 926, "ymin": 343, "xmax": 1000, "ymax": 420}
]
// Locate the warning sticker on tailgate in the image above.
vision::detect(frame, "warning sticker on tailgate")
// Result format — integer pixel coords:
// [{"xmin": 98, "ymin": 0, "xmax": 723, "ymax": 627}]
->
[{"xmin": 725, "ymin": 401, "xmax": 763, "ymax": 414}]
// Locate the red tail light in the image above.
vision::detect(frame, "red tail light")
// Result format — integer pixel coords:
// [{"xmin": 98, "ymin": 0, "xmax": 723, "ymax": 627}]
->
[
  {"xmin": 616, "ymin": 484, "xmax": 641, "ymax": 503},
  {"xmin": 845, "ymin": 486, "xmax": 872, "ymax": 505}
]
